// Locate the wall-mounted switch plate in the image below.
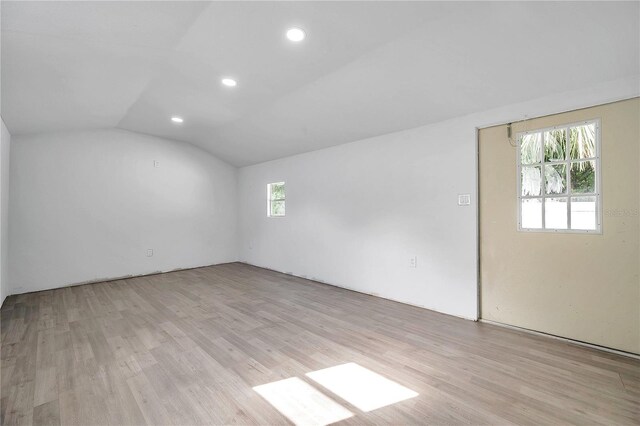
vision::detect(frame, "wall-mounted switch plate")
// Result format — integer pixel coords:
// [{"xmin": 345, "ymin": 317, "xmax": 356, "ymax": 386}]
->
[
  {"xmin": 458, "ymin": 194, "xmax": 471, "ymax": 206},
  {"xmin": 409, "ymin": 256, "xmax": 418, "ymax": 268},
  {"xmin": 153, "ymin": 160, "xmax": 160, "ymax": 168},
  {"xmin": 146, "ymin": 249, "xmax": 154, "ymax": 257}
]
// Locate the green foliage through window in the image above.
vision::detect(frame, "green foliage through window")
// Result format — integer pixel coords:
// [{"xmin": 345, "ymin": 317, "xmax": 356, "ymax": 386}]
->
[
  {"xmin": 268, "ymin": 182, "xmax": 286, "ymax": 217},
  {"xmin": 519, "ymin": 123, "xmax": 597, "ymax": 196},
  {"xmin": 517, "ymin": 120, "xmax": 599, "ymax": 232},
  {"xmin": 571, "ymin": 161, "xmax": 595, "ymax": 193},
  {"xmin": 270, "ymin": 183, "xmax": 285, "ymax": 200}
]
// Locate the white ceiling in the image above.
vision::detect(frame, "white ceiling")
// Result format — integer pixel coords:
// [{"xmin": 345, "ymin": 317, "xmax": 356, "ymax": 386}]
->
[{"xmin": 2, "ymin": 1, "xmax": 639, "ymax": 166}]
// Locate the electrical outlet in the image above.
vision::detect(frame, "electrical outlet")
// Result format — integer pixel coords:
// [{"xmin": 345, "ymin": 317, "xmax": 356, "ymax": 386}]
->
[
  {"xmin": 409, "ymin": 256, "xmax": 418, "ymax": 268},
  {"xmin": 146, "ymin": 249, "xmax": 154, "ymax": 257},
  {"xmin": 153, "ymin": 160, "xmax": 160, "ymax": 168}
]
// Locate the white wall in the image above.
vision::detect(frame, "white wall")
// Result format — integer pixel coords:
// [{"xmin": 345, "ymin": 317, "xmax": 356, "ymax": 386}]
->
[
  {"xmin": 238, "ymin": 76, "xmax": 639, "ymax": 320},
  {"xmin": 9, "ymin": 128, "xmax": 237, "ymax": 294},
  {"xmin": 239, "ymin": 119, "xmax": 479, "ymax": 319},
  {"xmin": 1, "ymin": 118, "xmax": 11, "ymax": 306}
]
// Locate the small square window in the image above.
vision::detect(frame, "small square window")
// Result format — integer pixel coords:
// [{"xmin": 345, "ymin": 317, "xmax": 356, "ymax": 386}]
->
[
  {"xmin": 267, "ymin": 182, "xmax": 285, "ymax": 217},
  {"xmin": 517, "ymin": 120, "xmax": 600, "ymax": 233}
]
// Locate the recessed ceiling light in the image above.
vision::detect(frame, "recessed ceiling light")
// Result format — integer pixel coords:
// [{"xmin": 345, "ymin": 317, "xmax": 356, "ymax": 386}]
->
[
  {"xmin": 286, "ymin": 27, "xmax": 305, "ymax": 42},
  {"xmin": 221, "ymin": 78, "xmax": 237, "ymax": 87},
  {"xmin": 171, "ymin": 116, "xmax": 184, "ymax": 124}
]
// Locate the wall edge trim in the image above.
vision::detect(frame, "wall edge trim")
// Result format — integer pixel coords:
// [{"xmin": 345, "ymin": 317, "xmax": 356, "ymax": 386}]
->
[
  {"xmin": 240, "ymin": 261, "xmax": 479, "ymax": 321},
  {"xmin": 480, "ymin": 319, "xmax": 640, "ymax": 359}
]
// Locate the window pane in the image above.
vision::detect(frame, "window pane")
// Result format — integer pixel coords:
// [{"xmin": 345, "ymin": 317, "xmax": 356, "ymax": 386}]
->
[
  {"xmin": 270, "ymin": 201, "xmax": 285, "ymax": 216},
  {"xmin": 270, "ymin": 183, "xmax": 285, "ymax": 200},
  {"xmin": 521, "ymin": 166, "xmax": 542, "ymax": 196},
  {"xmin": 520, "ymin": 133, "xmax": 542, "ymax": 164},
  {"xmin": 545, "ymin": 164, "xmax": 566, "ymax": 195},
  {"xmin": 544, "ymin": 129, "xmax": 566, "ymax": 162},
  {"xmin": 545, "ymin": 198, "xmax": 568, "ymax": 229},
  {"xmin": 570, "ymin": 161, "xmax": 595, "ymax": 194},
  {"xmin": 521, "ymin": 198, "xmax": 542, "ymax": 229},
  {"xmin": 569, "ymin": 123, "xmax": 596, "ymax": 160},
  {"xmin": 571, "ymin": 196, "xmax": 596, "ymax": 230}
]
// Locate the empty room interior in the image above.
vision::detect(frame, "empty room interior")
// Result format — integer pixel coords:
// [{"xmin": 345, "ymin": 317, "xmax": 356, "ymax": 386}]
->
[{"xmin": 1, "ymin": 1, "xmax": 639, "ymax": 425}]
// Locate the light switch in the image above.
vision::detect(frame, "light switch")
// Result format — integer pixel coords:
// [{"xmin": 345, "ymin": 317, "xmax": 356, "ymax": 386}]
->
[{"xmin": 458, "ymin": 194, "xmax": 471, "ymax": 206}]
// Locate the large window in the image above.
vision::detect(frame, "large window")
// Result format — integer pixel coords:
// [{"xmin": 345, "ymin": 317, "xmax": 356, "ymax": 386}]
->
[
  {"xmin": 517, "ymin": 119, "xmax": 600, "ymax": 233},
  {"xmin": 267, "ymin": 182, "xmax": 285, "ymax": 217}
]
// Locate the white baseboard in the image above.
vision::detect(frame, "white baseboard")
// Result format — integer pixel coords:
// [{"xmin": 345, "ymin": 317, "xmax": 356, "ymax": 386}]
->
[
  {"xmin": 240, "ymin": 261, "xmax": 478, "ymax": 322},
  {"xmin": 4, "ymin": 261, "xmax": 237, "ymax": 299}
]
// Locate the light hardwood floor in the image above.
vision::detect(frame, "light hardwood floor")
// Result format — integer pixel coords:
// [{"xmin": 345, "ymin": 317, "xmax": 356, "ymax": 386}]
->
[{"xmin": 1, "ymin": 263, "xmax": 638, "ymax": 425}]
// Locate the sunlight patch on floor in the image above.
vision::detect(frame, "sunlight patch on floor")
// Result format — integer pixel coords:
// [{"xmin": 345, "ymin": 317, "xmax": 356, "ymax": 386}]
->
[
  {"xmin": 253, "ymin": 377, "xmax": 354, "ymax": 426},
  {"xmin": 306, "ymin": 362, "xmax": 419, "ymax": 412}
]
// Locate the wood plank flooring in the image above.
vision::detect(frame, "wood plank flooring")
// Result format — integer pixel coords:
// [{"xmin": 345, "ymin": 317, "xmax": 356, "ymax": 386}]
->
[{"xmin": 1, "ymin": 262, "xmax": 638, "ymax": 425}]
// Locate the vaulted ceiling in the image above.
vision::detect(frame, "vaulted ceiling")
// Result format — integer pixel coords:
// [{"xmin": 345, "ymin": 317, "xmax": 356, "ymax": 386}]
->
[{"xmin": 2, "ymin": 1, "xmax": 638, "ymax": 166}]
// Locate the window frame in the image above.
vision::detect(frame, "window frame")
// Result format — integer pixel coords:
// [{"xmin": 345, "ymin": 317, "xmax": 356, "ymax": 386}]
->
[
  {"xmin": 267, "ymin": 182, "xmax": 286, "ymax": 218},
  {"xmin": 516, "ymin": 118, "xmax": 602, "ymax": 234}
]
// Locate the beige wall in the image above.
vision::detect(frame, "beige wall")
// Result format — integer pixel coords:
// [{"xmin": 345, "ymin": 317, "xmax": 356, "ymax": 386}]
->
[{"xmin": 479, "ymin": 98, "xmax": 639, "ymax": 354}]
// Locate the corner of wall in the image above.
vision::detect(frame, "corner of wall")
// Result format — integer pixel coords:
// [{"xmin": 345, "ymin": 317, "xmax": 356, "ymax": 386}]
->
[{"xmin": 0, "ymin": 116, "xmax": 12, "ymax": 307}]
